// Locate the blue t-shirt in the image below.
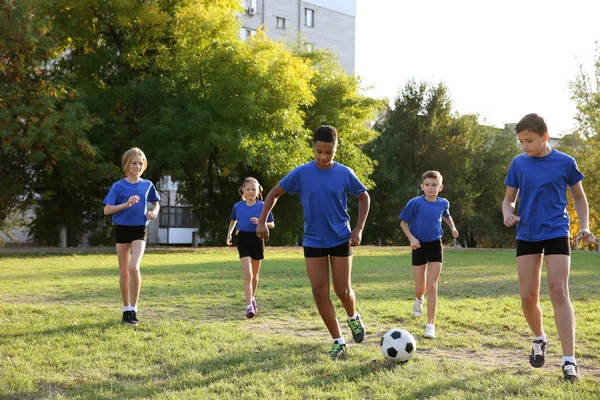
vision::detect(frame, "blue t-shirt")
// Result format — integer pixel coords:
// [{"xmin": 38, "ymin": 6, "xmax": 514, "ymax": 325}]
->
[
  {"xmin": 504, "ymin": 149, "xmax": 584, "ymax": 241},
  {"xmin": 230, "ymin": 200, "xmax": 274, "ymax": 232},
  {"xmin": 279, "ymin": 160, "xmax": 367, "ymax": 248},
  {"xmin": 103, "ymin": 178, "xmax": 160, "ymax": 226},
  {"xmin": 399, "ymin": 195, "xmax": 450, "ymax": 242}
]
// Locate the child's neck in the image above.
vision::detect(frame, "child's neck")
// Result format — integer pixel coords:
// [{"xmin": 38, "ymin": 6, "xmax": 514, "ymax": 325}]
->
[
  {"xmin": 125, "ymin": 175, "xmax": 140, "ymax": 183},
  {"xmin": 245, "ymin": 198, "xmax": 257, "ymax": 206},
  {"xmin": 424, "ymin": 194, "xmax": 437, "ymax": 202}
]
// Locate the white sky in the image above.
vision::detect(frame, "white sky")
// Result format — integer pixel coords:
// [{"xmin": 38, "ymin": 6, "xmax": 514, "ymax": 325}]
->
[{"xmin": 355, "ymin": 0, "xmax": 600, "ymax": 136}]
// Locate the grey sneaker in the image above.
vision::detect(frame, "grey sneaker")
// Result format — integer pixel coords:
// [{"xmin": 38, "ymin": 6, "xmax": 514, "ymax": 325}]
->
[
  {"xmin": 413, "ymin": 298, "xmax": 423, "ymax": 317},
  {"xmin": 329, "ymin": 342, "xmax": 347, "ymax": 360},
  {"xmin": 562, "ymin": 361, "xmax": 580, "ymax": 382},
  {"xmin": 347, "ymin": 314, "xmax": 366, "ymax": 343},
  {"xmin": 424, "ymin": 324, "xmax": 436, "ymax": 339}
]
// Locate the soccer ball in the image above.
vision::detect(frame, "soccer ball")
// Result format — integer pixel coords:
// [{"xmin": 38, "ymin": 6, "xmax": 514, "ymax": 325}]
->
[{"xmin": 380, "ymin": 328, "xmax": 416, "ymax": 362}]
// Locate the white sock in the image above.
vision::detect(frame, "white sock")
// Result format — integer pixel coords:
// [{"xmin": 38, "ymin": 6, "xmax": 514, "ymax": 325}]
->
[
  {"xmin": 123, "ymin": 306, "xmax": 134, "ymax": 312},
  {"xmin": 562, "ymin": 356, "xmax": 576, "ymax": 365},
  {"xmin": 333, "ymin": 337, "xmax": 345, "ymax": 345},
  {"xmin": 416, "ymin": 297, "xmax": 423, "ymax": 303},
  {"xmin": 426, "ymin": 323, "xmax": 435, "ymax": 329},
  {"xmin": 347, "ymin": 312, "xmax": 358, "ymax": 321},
  {"xmin": 247, "ymin": 304, "xmax": 253, "ymax": 310},
  {"xmin": 534, "ymin": 333, "xmax": 547, "ymax": 342}
]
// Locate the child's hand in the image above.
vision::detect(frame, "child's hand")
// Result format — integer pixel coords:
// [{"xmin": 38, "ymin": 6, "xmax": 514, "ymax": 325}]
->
[
  {"xmin": 145, "ymin": 211, "xmax": 157, "ymax": 220},
  {"xmin": 350, "ymin": 228, "xmax": 363, "ymax": 247},
  {"xmin": 503, "ymin": 214, "xmax": 520, "ymax": 227},
  {"xmin": 409, "ymin": 238, "xmax": 420, "ymax": 249},
  {"xmin": 126, "ymin": 195, "xmax": 140, "ymax": 207},
  {"xmin": 250, "ymin": 217, "xmax": 259, "ymax": 224},
  {"xmin": 226, "ymin": 235, "xmax": 233, "ymax": 246},
  {"xmin": 579, "ymin": 229, "xmax": 596, "ymax": 244},
  {"xmin": 451, "ymin": 228, "xmax": 459, "ymax": 238}
]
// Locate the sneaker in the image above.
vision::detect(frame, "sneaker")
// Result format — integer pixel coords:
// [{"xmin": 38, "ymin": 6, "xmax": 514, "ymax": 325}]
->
[
  {"xmin": 347, "ymin": 314, "xmax": 366, "ymax": 343},
  {"xmin": 424, "ymin": 324, "xmax": 436, "ymax": 339},
  {"xmin": 529, "ymin": 339, "xmax": 547, "ymax": 368},
  {"xmin": 252, "ymin": 299, "xmax": 258, "ymax": 313},
  {"xmin": 329, "ymin": 342, "xmax": 347, "ymax": 360},
  {"xmin": 413, "ymin": 298, "xmax": 423, "ymax": 317},
  {"xmin": 122, "ymin": 311, "xmax": 137, "ymax": 326},
  {"xmin": 562, "ymin": 361, "xmax": 580, "ymax": 382},
  {"xmin": 246, "ymin": 306, "xmax": 255, "ymax": 319},
  {"xmin": 129, "ymin": 310, "xmax": 139, "ymax": 326}
]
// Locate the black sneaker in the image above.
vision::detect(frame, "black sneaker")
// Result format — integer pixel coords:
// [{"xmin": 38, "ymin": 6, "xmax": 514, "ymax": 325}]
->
[
  {"xmin": 129, "ymin": 310, "xmax": 139, "ymax": 326},
  {"xmin": 347, "ymin": 314, "xmax": 366, "ymax": 343},
  {"xmin": 529, "ymin": 339, "xmax": 547, "ymax": 368},
  {"xmin": 329, "ymin": 342, "xmax": 347, "ymax": 360},
  {"xmin": 562, "ymin": 361, "xmax": 580, "ymax": 382},
  {"xmin": 122, "ymin": 310, "xmax": 131, "ymax": 324}
]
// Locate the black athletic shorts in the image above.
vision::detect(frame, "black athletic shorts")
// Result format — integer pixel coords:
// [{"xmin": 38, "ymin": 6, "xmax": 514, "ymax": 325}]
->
[
  {"xmin": 516, "ymin": 237, "xmax": 570, "ymax": 257},
  {"xmin": 236, "ymin": 230, "xmax": 265, "ymax": 260},
  {"xmin": 303, "ymin": 242, "xmax": 352, "ymax": 258},
  {"xmin": 115, "ymin": 225, "xmax": 147, "ymax": 244},
  {"xmin": 412, "ymin": 239, "xmax": 443, "ymax": 266}
]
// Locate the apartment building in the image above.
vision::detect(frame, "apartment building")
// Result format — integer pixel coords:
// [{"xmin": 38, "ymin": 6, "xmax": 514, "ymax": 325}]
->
[{"xmin": 239, "ymin": 0, "xmax": 356, "ymax": 72}]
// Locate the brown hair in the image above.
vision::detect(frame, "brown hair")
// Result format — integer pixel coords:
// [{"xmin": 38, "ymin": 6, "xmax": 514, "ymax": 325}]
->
[
  {"xmin": 121, "ymin": 147, "xmax": 148, "ymax": 175},
  {"xmin": 421, "ymin": 170, "xmax": 443, "ymax": 184},
  {"xmin": 238, "ymin": 177, "xmax": 264, "ymax": 200},
  {"xmin": 515, "ymin": 113, "xmax": 547, "ymax": 135}
]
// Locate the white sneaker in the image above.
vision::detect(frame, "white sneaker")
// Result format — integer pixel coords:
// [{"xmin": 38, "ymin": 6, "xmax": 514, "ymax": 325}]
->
[
  {"xmin": 412, "ymin": 298, "xmax": 423, "ymax": 317},
  {"xmin": 424, "ymin": 324, "xmax": 436, "ymax": 339}
]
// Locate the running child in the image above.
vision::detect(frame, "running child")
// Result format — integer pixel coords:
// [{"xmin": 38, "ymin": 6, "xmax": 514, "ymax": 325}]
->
[
  {"xmin": 502, "ymin": 113, "xmax": 595, "ymax": 382},
  {"xmin": 399, "ymin": 170, "xmax": 459, "ymax": 339},
  {"xmin": 227, "ymin": 177, "xmax": 274, "ymax": 319},
  {"xmin": 103, "ymin": 147, "xmax": 160, "ymax": 326},
  {"xmin": 256, "ymin": 125, "xmax": 370, "ymax": 360}
]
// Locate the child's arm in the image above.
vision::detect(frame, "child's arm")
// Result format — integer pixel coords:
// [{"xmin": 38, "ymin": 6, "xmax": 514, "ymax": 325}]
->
[
  {"xmin": 400, "ymin": 220, "xmax": 420, "ymax": 249},
  {"xmin": 226, "ymin": 220, "xmax": 237, "ymax": 246},
  {"xmin": 569, "ymin": 182, "xmax": 595, "ymax": 243},
  {"xmin": 250, "ymin": 217, "xmax": 274, "ymax": 229},
  {"xmin": 145, "ymin": 202, "xmax": 160, "ymax": 220},
  {"xmin": 257, "ymin": 184, "xmax": 286, "ymax": 241},
  {"xmin": 502, "ymin": 186, "xmax": 521, "ymax": 227},
  {"xmin": 443, "ymin": 216, "xmax": 459, "ymax": 238},
  {"xmin": 350, "ymin": 191, "xmax": 370, "ymax": 246},
  {"xmin": 103, "ymin": 195, "xmax": 140, "ymax": 216}
]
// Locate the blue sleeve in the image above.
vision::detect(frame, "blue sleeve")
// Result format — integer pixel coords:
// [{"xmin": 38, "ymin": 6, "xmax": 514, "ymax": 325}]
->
[
  {"xmin": 504, "ymin": 158, "xmax": 519, "ymax": 188},
  {"xmin": 567, "ymin": 158, "xmax": 584, "ymax": 186},
  {"xmin": 148, "ymin": 183, "xmax": 160, "ymax": 203},
  {"xmin": 279, "ymin": 168, "xmax": 299, "ymax": 194},
  {"xmin": 399, "ymin": 199, "xmax": 415, "ymax": 223},
  {"xmin": 229, "ymin": 204, "xmax": 238, "ymax": 221},
  {"xmin": 102, "ymin": 183, "xmax": 118, "ymax": 205},
  {"xmin": 347, "ymin": 168, "xmax": 367, "ymax": 197},
  {"xmin": 443, "ymin": 202, "xmax": 450, "ymax": 218}
]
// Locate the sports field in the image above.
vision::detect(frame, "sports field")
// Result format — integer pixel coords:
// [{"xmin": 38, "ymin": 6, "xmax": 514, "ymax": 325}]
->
[{"xmin": 1, "ymin": 247, "xmax": 599, "ymax": 399}]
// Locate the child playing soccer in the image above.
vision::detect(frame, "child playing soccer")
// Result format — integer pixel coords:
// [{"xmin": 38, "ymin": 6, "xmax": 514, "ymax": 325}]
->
[
  {"xmin": 103, "ymin": 147, "xmax": 160, "ymax": 326},
  {"xmin": 399, "ymin": 170, "xmax": 459, "ymax": 339},
  {"xmin": 226, "ymin": 177, "xmax": 274, "ymax": 318},
  {"xmin": 256, "ymin": 125, "xmax": 370, "ymax": 360},
  {"xmin": 502, "ymin": 113, "xmax": 595, "ymax": 382}
]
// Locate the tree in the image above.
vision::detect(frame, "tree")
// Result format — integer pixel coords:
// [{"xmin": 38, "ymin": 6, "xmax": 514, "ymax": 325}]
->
[{"xmin": 365, "ymin": 80, "xmax": 519, "ymax": 247}]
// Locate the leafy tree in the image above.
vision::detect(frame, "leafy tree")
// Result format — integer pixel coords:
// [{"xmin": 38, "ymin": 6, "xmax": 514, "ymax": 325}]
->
[{"xmin": 365, "ymin": 80, "xmax": 519, "ymax": 247}]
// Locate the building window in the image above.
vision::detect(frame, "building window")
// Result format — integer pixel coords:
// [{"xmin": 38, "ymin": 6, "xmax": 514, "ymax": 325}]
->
[
  {"xmin": 160, "ymin": 206, "xmax": 197, "ymax": 228},
  {"xmin": 306, "ymin": 43, "xmax": 314, "ymax": 52},
  {"xmin": 276, "ymin": 17, "xmax": 285, "ymax": 29},
  {"xmin": 305, "ymin": 8, "xmax": 314, "ymax": 27}
]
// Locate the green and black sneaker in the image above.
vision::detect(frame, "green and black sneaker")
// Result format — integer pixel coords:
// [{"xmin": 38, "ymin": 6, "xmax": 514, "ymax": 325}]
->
[
  {"xmin": 347, "ymin": 314, "xmax": 366, "ymax": 343},
  {"xmin": 329, "ymin": 342, "xmax": 347, "ymax": 360}
]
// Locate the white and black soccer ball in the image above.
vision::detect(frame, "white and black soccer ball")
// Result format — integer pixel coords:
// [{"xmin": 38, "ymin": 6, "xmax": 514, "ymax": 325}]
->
[{"xmin": 380, "ymin": 328, "xmax": 416, "ymax": 362}]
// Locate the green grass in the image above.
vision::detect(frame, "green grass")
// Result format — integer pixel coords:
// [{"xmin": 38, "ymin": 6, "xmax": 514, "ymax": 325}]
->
[{"xmin": 1, "ymin": 247, "xmax": 599, "ymax": 399}]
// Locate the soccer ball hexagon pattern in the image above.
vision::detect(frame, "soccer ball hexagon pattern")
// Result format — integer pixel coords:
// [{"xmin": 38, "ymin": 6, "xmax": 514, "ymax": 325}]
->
[{"xmin": 380, "ymin": 328, "xmax": 416, "ymax": 362}]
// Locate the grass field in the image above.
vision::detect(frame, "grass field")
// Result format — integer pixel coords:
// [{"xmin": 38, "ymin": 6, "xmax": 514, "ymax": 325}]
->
[{"xmin": 1, "ymin": 246, "xmax": 599, "ymax": 399}]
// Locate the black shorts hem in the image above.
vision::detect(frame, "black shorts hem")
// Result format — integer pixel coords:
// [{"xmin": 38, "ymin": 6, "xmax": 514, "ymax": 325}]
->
[{"xmin": 115, "ymin": 225, "xmax": 147, "ymax": 244}]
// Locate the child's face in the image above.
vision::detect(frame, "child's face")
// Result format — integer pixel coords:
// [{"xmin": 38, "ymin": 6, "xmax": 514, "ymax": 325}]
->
[
  {"xmin": 313, "ymin": 140, "xmax": 337, "ymax": 169},
  {"xmin": 127, "ymin": 156, "xmax": 145, "ymax": 177},
  {"xmin": 242, "ymin": 182, "xmax": 259, "ymax": 200},
  {"xmin": 421, "ymin": 177, "xmax": 442, "ymax": 197},
  {"xmin": 517, "ymin": 129, "xmax": 549, "ymax": 157}
]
